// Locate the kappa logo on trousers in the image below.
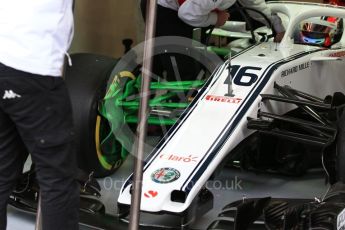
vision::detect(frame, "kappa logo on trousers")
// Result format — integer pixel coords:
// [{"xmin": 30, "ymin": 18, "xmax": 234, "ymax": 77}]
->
[{"xmin": 2, "ymin": 90, "xmax": 21, "ymax": 99}]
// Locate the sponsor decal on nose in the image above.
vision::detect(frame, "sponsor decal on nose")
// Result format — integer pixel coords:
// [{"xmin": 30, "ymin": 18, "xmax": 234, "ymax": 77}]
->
[{"xmin": 205, "ymin": 95, "xmax": 242, "ymax": 103}]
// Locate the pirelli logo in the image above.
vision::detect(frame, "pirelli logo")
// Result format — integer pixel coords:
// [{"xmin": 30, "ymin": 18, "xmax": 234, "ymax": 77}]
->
[{"xmin": 205, "ymin": 95, "xmax": 242, "ymax": 104}]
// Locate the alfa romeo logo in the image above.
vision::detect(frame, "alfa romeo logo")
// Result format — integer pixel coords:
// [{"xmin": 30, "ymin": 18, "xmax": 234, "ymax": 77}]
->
[{"xmin": 151, "ymin": 167, "xmax": 181, "ymax": 184}]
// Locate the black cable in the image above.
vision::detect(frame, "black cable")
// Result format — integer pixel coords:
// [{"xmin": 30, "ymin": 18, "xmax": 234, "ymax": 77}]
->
[
  {"xmin": 205, "ymin": 5, "xmax": 276, "ymax": 47},
  {"xmin": 232, "ymin": 2, "xmax": 257, "ymax": 43},
  {"xmin": 231, "ymin": 6, "xmax": 276, "ymax": 39}
]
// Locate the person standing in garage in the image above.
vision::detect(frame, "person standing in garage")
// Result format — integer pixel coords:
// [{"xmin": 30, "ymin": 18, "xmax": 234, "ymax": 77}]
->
[
  {"xmin": 141, "ymin": 0, "xmax": 285, "ymax": 41},
  {"xmin": 0, "ymin": 1, "xmax": 79, "ymax": 230},
  {"xmin": 140, "ymin": 0, "xmax": 285, "ymax": 81}
]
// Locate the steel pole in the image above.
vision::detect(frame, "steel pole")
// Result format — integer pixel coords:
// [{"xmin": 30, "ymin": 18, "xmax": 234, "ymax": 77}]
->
[
  {"xmin": 35, "ymin": 195, "xmax": 42, "ymax": 230},
  {"xmin": 128, "ymin": 1, "xmax": 157, "ymax": 230}
]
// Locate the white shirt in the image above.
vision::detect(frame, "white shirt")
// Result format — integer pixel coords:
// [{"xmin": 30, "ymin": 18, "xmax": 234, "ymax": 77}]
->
[
  {"xmin": 0, "ymin": 0, "xmax": 74, "ymax": 77},
  {"xmin": 158, "ymin": 0, "xmax": 284, "ymax": 33}
]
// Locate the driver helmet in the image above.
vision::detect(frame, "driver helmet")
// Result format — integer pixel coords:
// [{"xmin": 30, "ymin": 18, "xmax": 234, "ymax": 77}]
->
[{"xmin": 297, "ymin": 16, "xmax": 343, "ymax": 47}]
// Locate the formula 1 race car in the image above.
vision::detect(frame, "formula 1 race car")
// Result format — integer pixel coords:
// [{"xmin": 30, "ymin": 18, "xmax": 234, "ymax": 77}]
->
[
  {"xmin": 117, "ymin": 2, "xmax": 345, "ymax": 229},
  {"xmin": 9, "ymin": 1, "xmax": 345, "ymax": 230}
]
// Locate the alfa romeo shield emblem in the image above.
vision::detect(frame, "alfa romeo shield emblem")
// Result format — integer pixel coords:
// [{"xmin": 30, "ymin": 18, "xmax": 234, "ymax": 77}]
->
[{"xmin": 151, "ymin": 168, "xmax": 180, "ymax": 184}]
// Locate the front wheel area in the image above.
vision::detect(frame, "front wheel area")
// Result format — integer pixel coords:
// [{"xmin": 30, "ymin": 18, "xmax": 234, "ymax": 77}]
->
[
  {"xmin": 64, "ymin": 52, "xmax": 207, "ymax": 178},
  {"xmin": 65, "ymin": 53, "xmax": 126, "ymax": 178}
]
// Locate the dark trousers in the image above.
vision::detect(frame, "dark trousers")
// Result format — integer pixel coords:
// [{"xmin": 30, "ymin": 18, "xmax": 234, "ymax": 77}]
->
[
  {"xmin": 0, "ymin": 63, "xmax": 79, "ymax": 230},
  {"xmin": 140, "ymin": 1, "xmax": 205, "ymax": 81}
]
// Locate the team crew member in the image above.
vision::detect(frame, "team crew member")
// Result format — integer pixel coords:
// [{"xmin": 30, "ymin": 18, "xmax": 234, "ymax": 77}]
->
[
  {"xmin": 140, "ymin": 0, "xmax": 285, "ymax": 81},
  {"xmin": 0, "ymin": 1, "xmax": 79, "ymax": 230},
  {"xmin": 179, "ymin": 0, "xmax": 285, "ymax": 39},
  {"xmin": 141, "ymin": 0, "xmax": 285, "ymax": 41}
]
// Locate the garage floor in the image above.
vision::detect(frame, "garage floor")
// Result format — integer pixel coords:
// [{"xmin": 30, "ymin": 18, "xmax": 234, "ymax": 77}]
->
[{"xmin": 7, "ymin": 140, "xmax": 329, "ymax": 230}]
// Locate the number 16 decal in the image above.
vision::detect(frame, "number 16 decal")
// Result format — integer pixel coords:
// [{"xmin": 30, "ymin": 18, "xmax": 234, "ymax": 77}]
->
[{"xmin": 224, "ymin": 65, "xmax": 262, "ymax": 86}]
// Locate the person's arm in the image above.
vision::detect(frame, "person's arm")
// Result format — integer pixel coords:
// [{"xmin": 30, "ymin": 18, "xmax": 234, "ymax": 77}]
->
[
  {"xmin": 237, "ymin": 0, "xmax": 285, "ymax": 33},
  {"xmin": 178, "ymin": 0, "xmax": 234, "ymax": 27}
]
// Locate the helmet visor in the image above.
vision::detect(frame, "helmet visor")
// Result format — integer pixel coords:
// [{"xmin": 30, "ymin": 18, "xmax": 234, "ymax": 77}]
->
[
  {"xmin": 301, "ymin": 30, "xmax": 328, "ymax": 39},
  {"xmin": 301, "ymin": 23, "xmax": 333, "ymax": 35}
]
